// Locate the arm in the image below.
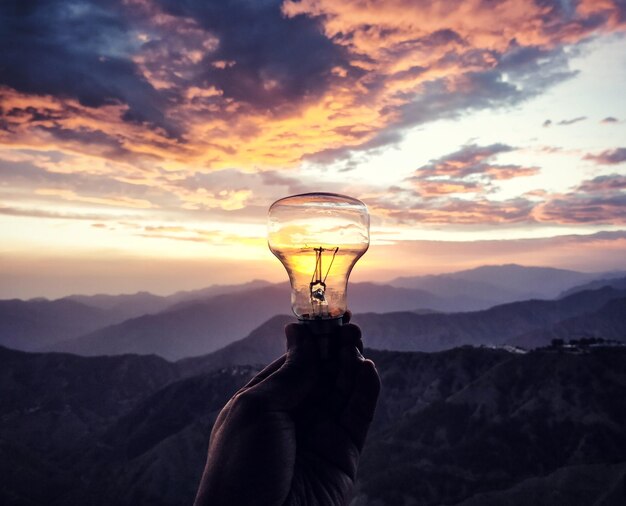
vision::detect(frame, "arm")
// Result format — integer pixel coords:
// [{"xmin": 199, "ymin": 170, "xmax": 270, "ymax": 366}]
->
[{"xmin": 194, "ymin": 314, "xmax": 380, "ymax": 506}]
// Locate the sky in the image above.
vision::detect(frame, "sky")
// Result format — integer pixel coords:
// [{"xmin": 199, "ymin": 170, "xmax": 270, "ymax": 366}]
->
[{"xmin": 1, "ymin": 0, "xmax": 626, "ymax": 298}]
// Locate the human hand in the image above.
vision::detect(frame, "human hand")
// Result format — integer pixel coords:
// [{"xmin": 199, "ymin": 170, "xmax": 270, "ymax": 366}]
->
[{"xmin": 193, "ymin": 312, "xmax": 381, "ymax": 506}]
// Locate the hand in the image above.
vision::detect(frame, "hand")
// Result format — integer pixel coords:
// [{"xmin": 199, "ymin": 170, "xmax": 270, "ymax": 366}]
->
[{"xmin": 193, "ymin": 312, "xmax": 381, "ymax": 506}]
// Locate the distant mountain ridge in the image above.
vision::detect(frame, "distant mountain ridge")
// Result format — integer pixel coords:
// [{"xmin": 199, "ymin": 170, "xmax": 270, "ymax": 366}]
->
[
  {"xmin": 62, "ymin": 279, "xmax": 274, "ymax": 319},
  {"xmin": 177, "ymin": 286, "xmax": 626, "ymax": 375},
  {"xmin": 45, "ymin": 281, "xmax": 498, "ymax": 360},
  {"xmin": 559, "ymin": 276, "xmax": 626, "ymax": 298},
  {"xmin": 3, "ymin": 265, "xmax": 626, "ymax": 358},
  {"xmin": 512, "ymin": 296, "xmax": 626, "ymax": 348},
  {"xmin": 391, "ymin": 264, "xmax": 626, "ymax": 302},
  {"xmin": 0, "ymin": 299, "xmax": 118, "ymax": 352}
]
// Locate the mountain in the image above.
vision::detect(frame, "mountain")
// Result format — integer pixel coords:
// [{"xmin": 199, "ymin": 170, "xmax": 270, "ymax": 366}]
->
[
  {"xmin": 47, "ymin": 284, "xmax": 291, "ymax": 360},
  {"xmin": 355, "ymin": 347, "xmax": 626, "ymax": 506},
  {"xmin": 354, "ymin": 286, "xmax": 626, "ymax": 352},
  {"xmin": 3, "ymin": 345, "xmax": 625, "ymax": 505},
  {"xmin": 164, "ymin": 279, "xmax": 273, "ymax": 306},
  {"xmin": 512, "ymin": 296, "xmax": 626, "ymax": 348},
  {"xmin": 177, "ymin": 314, "xmax": 292, "ymax": 376},
  {"xmin": 19, "ymin": 270, "xmax": 626, "ymax": 360},
  {"xmin": 178, "ymin": 287, "xmax": 626, "ymax": 373},
  {"xmin": 82, "ymin": 366, "xmax": 259, "ymax": 506},
  {"xmin": 63, "ymin": 291, "xmax": 173, "ymax": 321},
  {"xmin": 0, "ymin": 347, "xmax": 179, "ymax": 450},
  {"xmin": 559, "ymin": 276, "xmax": 626, "ymax": 298},
  {"xmin": 1, "ymin": 281, "xmax": 277, "ymax": 353},
  {"xmin": 48, "ymin": 281, "xmax": 490, "ymax": 360},
  {"xmin": 0, "ymin": 344, "xmax": 258, "ymax": 506},
  {"xmin": 62, "ymin": 280, "xmax": 274, "ymax": 320},
  {"xmin": 391, "ymin": 264, "xmax": 625, "ymax": 304},
  {"xmin": 0, "ymin": 298, "xmax": 119, "ymax": 352}
]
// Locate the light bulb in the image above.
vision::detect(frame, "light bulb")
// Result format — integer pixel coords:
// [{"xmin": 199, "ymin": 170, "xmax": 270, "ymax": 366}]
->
[{"xmin": 268, "ymin": 192, "xmax": 370, "ymax": 323}]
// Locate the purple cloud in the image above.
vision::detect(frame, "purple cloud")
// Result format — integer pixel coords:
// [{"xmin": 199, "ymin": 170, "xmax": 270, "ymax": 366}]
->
[{"xmin": 584, "ymin": 148, "xmax": 626, "ymax": 165}]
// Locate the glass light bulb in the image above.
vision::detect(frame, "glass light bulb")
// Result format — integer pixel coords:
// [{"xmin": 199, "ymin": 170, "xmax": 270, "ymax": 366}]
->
[{"xmin": 268, "ymin": 192, "xmax": 370, "ymax": 321}]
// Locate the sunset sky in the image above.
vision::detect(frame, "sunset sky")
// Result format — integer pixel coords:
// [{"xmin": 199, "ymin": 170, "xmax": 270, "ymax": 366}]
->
[{"xmin": 1, "ymin": 0, "xmax": 626, "ymax": 298}]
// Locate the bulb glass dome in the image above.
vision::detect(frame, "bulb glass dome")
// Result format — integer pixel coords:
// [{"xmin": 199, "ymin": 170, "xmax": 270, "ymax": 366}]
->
[{"xmin": 268, "ymin": 192, "xmax": 370, "ymax": 320}]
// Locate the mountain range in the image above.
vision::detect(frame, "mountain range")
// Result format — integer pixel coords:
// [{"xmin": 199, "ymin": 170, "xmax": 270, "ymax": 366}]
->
[
  {"xmin": 2, "ymin": 342, "xmax": 625, "ymax": 506},
  {"xmin": 1, "ymin": 265, "xmax": 624, "ymax": 360},
  {"xmin": 173, "ymin": 285, "xmax": 626, "ymax": 372},
  {"xmin": 390, "ymin": 264, "xmax": 626, "ymax": 301}
]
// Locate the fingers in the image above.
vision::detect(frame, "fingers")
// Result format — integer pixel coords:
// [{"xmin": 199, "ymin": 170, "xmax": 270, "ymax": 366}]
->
[
  {"xmin": 332, "ymin": 323, "xmax": 364, "ymax": 409},
  {"xmin": 339, "ymin": 321, "xmax": 363, "ymax": 353},
  {"xmin": 340, "ymin": 358, "xmax": 381, "ymax": 451},
  {"xmin": 239, "ymin": 355, "xmax": 287, "ymax": 391},
  {"xmin": 343, "ymin": 310, "xmax": 352, "ymax": 325},
  {"xmin": 243, "ymin": 323, "xmax": 319, "ymax": 410}
]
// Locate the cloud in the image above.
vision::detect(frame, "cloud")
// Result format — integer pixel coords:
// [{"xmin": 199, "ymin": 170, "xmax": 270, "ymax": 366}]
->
[
  {"xmin": 0, "ymin": 0, "xmax": 623, "ymax": 174},
  {"xmin": 601, "ymin": 116, "xmax": 619, "ymax": 123},
  {"xmin": 136, "ymin": 224, "xmax": 266, "ymax": 246},
  {"xmin": 368, "ymin": 168, "xmax": 626, "ymax": 227},
  {"xmin": 578, "ymin": 173, "xmax": 626, "ymax": 192},
  {"xmin": 537, "ymin": 174, "xmax": 626, "ymax": 224},
  {"xmin": 584, "ymin": 148, "xmax": 626, "ymax": 165},
  {"xmin": 0, "ymin": 205, "xmax": 133, "ymax": 221},
  {"xmin": 557, "ymin": 116, "xmax": 587, "ymax": 125},
  {"xmin": 369, "ymin": 185, "xmax": 536, "ymax": 225},
  {"xmin": 154, "ymin": 0, "xmax": 348, "ymax": 111},
  {"xmin": 34, "ymin": 188, "xmax": 155, "ymax": 209},
  {"xmin": 408, "ymin": 143, "xmax": 540, "ymax": 196},
  {"xmin": 0, "ymin": 0, "xmax": 178, "ymax": 136}
]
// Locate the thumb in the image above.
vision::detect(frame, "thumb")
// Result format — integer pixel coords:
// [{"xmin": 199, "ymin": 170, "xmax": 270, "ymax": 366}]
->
[
  {"xmin": 340, "ymin": 358, "xmax": 381, "ymax": 451},
  {"xmin": 245, "ymin": 323, "xmax": 318, "ymax": 410}
]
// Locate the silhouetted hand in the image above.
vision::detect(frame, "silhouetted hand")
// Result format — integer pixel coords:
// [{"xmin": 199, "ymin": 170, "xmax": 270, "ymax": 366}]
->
[{"xmin": 193, "ymin": 312, "xmax": 381, "ymax": 506}]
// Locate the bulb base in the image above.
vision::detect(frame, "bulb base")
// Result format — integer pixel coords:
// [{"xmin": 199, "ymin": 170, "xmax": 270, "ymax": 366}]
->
[
  {"xmin": 298, "ymin": 315, "xmax": 345, "ymax": 360},
  {"xmin": 298, "ymin": 315, "xmax": 343, "ymax": 335}
]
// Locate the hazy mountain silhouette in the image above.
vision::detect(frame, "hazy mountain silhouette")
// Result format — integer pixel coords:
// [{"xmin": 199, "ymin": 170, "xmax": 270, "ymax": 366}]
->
[
  {"xmin": 177, "ymin": 314, "xmax": 292, "ymax": 376},
  {"xmin": 5, "ymin": 265, "xmax": 625, "ymax": 359},
  {"xmin": 558, "ymin": 276, "xmax": 626, "ymax": 298},
  {"xmin": 391, "ymin": 264, "xmax": 625, "ymax": 302},
  {"xmin": 64, "ymin": 291, "xmax": 173, "ymax": 321},
  {"xmin": 0, "ymin": 299, "xmax": 119, "ymax": 352},
  {"xmin": 62, "ymin": 280, "xmax": 274, "ymax": 320},
  {"xmin": 2, "ymin": 345, "xmax": 625, "ymax": 505},
  {"xmin": 166, "ymin": 279, "xmax": 273, "ymax": 303},
  {"xmin": 354, "ymin": 286, "xmax": 626, "ymax": 352},
  {"xmin": 178, "ymin": 287, "xmax": 626, "ymax": 374},
  {"xmin": 46, "ymin": 282, "xmax": 485, "ymax": 360},
  {"xmin": 48, "ymin": 285, "xmax": 291, "ymax": 360}
]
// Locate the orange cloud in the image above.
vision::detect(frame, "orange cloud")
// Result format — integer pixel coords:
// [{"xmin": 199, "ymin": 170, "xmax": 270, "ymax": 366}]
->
[
  {"xmin": 2, "ymin": 0, "xmax": 623, "ymax": 180},
  {"xmin": 408, "ymin": 144, "xmax": 540, "ymax": 197}
]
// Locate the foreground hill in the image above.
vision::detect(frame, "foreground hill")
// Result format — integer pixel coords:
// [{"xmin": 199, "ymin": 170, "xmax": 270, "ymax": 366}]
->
[
  {"xmin": 356, "ymin": 347, "xmax": 626, "ymax": 506},
  {"xmin": 2, "ymin": 345, "xmax": 625, "ymax": 506}
]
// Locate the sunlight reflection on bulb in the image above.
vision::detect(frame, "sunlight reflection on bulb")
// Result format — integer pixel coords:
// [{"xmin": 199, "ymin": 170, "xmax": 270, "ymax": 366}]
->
[{"xmin": 268, "ymin": 193, "xmax": 370, "ymax": 323}]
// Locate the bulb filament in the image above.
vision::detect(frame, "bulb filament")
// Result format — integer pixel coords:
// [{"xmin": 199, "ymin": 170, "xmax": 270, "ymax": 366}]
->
[{"xmin": 309, "ymin": 246, "xmax": 339, "ymax": 317}]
